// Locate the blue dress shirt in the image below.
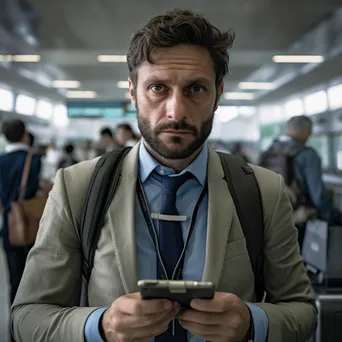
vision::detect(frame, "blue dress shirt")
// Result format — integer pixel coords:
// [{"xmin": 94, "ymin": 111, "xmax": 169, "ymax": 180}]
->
[{"xmin": 85, "ymin": 143, "xmax": 268, "ymax": 341}]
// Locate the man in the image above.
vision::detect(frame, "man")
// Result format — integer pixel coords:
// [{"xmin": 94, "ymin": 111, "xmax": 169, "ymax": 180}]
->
[
  {"xmin": 11, "ymin": 9, "xmax": 317, "ymax": 342},
  {"xmin": 100, "ymin": 127, "xmax": 118, "ymax": 152},
  {"xmin": 261, "ymin": 116, "xmax": 342, "ymax": 246},
  {"xmin": 116, "ymin": 123, "xmax": 140, "ymax": 147},
  {"xmin": 0, "ymin": 120, "xmax": 41, "ymax": 304}
]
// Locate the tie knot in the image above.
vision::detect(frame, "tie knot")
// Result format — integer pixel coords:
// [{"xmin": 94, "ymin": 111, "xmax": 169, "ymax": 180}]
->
[{"xmin": 162, "ymin": 172, "xmax": 192, "ymax": 196}]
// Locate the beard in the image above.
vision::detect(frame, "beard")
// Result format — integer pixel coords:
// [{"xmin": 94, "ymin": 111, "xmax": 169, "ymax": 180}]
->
[{"xmin": 137, "ymin": 107, "xmax": 214, "ymax": 160}]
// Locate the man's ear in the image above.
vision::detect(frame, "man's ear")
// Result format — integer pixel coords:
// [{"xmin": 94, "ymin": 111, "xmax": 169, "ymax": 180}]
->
[
  {"xmin": 128, "ymin": 78, "xmax": 136, "ymax": 109},
  {"xmin": 214, "ymin": 82, "xmax": 224, "ymax": 111}
]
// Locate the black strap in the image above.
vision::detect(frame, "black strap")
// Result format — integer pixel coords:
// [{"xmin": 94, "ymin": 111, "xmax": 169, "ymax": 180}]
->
[
  {"xmin": 80, "ymin": 147, "xmax": 132, "ymax": 286},
  {"xmin": 80, "ymin": 148, "xmax": 265, "ymax": 302},
  {"xmin": 217, "ymin": 152, "xmax": 265, "ymax": 302}
]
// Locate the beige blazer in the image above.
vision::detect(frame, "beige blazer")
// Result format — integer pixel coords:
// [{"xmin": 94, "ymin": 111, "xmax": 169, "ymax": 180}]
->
[{"xmin": 11, "ymin": 143, "xmax": 317, "ymax": 341}]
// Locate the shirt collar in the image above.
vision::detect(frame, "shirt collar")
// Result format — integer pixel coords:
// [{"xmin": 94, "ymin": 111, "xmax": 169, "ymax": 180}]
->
[
  {"xmin": 5, "ymin": 143, "xmax": 29, "ymax": 153},
  {"xmin": 138, "ymin": 141, "xmax": 208, "ymax": 186}
]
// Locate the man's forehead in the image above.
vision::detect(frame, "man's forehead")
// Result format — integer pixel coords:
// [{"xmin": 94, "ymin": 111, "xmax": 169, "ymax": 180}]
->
[{"xmin": 135, "ymin": 45, "xmax": 216, "ymax": 83}]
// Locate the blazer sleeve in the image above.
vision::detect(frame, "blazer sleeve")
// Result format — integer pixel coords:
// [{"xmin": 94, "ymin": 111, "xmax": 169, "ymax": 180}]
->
[
  {"xmin": 11, "ymin": 165, "xmax": 100, "ymax": 342},
  {"xmin": 253, "ymin": 169, "xmax": 318, "ymax": 342}
]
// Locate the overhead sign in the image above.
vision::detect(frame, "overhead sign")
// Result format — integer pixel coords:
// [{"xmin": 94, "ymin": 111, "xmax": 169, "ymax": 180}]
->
[{"xmin": 66, "ymin": 101, "xmax": 136, "ymax": 119}]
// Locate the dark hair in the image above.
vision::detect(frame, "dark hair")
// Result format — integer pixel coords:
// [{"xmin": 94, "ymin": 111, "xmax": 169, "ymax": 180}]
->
[
  {"xmin": 127, "ymin": 9, "xmax": 235, "ymax": 86},
  {"xmin": 2, "ymin": 119, "xmax": 26, "ymax": 143},
  {"xmin": 286, "ymin": 115, "xmax": 313, "ymax": 133},
  {"xmin": 28, "ymin": 132, "xmax": 35, "ymax": 147},
  {"xmin": 64, "ymin": 144, "xmax": 74, "ymax": 154},
  {"xmin": 116, "ymin": 123, "xmax": 134, "ymax": 133},
  {"xmin": 100, "ymin": 127, "xmax": 113, "ymax": 138}
]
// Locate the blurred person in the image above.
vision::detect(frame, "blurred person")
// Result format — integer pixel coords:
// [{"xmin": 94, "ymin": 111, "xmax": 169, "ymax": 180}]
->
[
  {"xmin": 231, "ymin": 142, "xmax": 250, "ymax": 162},
  {"xmin": 77, "ymin": 139, "xmax": 97, "ymax": 161},
  {"xmin": 12, "ymin": 9, "xmax": 317, "ymax": 342},
  {"xmin": 58, "ymin": 143, "xmax": 79, "ymax": 169},
  {"xmin": 40, "ymin": 141, "xmax": 60, "ymax": 182},
  {"xmin": 100, "ymin": 127, "xmax": 118, "ymax": 152},
  {"xmin": 0, "ymin": 120, "xmax": 41, "ymax": 308},
  {"xmin": 116, "ymin": 123, "xmax": 140, "ymax": 147},
  {"xmin": 260, "ymin": 115, "xmax": 342, "ymax": 248},
  {"xmin": 27, "ymin": 132, "xmax": 35, "ymax": 148}
]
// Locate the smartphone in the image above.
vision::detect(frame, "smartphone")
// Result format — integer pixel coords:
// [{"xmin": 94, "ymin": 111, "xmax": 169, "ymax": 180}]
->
[{"xmin": 138, "ymin": 280, "xmax": 215, "ymax": 307}]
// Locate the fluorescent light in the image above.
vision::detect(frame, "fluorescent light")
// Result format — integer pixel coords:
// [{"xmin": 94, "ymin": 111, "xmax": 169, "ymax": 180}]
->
[
  {"xmin": 239, "ymin": 82, "xmax": 274, "ymax": 90},
  {"xmin": 0, "ymin": 55, "xmax": 12, "ymax": 62},
  {"xmin": 117, "ymin": 81, "xmax": 129, "ymax": 88},
  {"xmin": 272, "ymin": 55, "xmax": 324, "ymax": 63},
  {"xmin": 52, "ymin": 80, "xmax": 80, "ymax": 88},
  {"xmin": 0, "ymin": 55, "xmax": 41, "ymax": 62},
  {"xmin": 66, "ymin": 91, "xmax": 97, "ymax": 98},
  {"xmin": 97, "ymin": 55, "xmax": 127, "ymax": 62},
  {"xmin": 224, "ymin": 92, "xmax": 255, "ymax": 100}
]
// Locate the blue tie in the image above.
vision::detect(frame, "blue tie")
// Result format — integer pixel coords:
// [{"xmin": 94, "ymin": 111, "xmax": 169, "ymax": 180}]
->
[{"xmin": 156, "ymin": 172, "xmax": 191, "ymax": 342}]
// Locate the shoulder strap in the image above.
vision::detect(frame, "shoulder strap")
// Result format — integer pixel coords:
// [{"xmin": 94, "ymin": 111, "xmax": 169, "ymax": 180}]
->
[
  {"xmin": 217, "ymin": 152, "xmax": 265, "ymax": 302},
  {"xmin": 80, "ymin": 147, "xmax": 132, "ymax": 286},
  {"xmin": 18, "ymin": 151, "xmax": 33, "ymax": 201}
]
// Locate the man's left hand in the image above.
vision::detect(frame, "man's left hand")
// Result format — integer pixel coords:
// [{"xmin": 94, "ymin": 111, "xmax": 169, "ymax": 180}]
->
[{"xmin": 179, "ymin": 292, "xmax": 251, "ymax": 342}]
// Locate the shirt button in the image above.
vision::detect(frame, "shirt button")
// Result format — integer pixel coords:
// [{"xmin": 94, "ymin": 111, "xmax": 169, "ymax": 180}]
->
[{"xmin": 159, "ymin": 169, "xmax": 165, "ymax": 175}]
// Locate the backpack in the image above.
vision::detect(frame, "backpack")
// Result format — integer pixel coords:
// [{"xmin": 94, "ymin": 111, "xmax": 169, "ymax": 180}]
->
[
  {"xmin": 79, "ymin": 147, "xmax": 265, "ymax": 303},
  {"xmin": 259, "ymin": 141, "xmax": 317, "ymax": 224}
]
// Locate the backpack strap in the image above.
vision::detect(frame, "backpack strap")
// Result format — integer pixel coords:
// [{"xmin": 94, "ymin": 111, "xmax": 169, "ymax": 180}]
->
[
  {"xmin": 217, "ymin": 152, "xmax": 265, "ymax": 302},
  {"xmin": 80, "ymin": 147, "xmax": 132, "ymax": 286}
]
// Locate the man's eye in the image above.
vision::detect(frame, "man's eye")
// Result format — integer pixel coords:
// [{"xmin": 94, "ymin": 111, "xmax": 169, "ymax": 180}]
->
[
  {"xmin": 150, "ymin": 85, "xmax": 165, "ymax": 92},
  {"xmin": 189, "ymin": 85, "xmax": 205, "ymax": 93}
]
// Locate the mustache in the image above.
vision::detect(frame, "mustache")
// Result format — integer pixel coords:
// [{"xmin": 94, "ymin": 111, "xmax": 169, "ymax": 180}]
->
[{"xmin": 154, "ymin": 120, "xmax": 198, "ymax": 135}]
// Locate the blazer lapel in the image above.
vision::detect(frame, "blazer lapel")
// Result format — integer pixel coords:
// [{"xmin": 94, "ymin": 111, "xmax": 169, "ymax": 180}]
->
[
  {"xmin": 202, "ymin": 147, "xmax": 235, "ymax": 287},
  {"xmin": 107, "ymin": 143, "xmax": 140, "ymax": 294}
]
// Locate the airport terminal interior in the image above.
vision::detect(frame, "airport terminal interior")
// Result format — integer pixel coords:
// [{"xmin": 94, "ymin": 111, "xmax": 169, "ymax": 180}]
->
[{"xmin": 1, "ymin": 1, "xmax": 342, "ymax": 341}]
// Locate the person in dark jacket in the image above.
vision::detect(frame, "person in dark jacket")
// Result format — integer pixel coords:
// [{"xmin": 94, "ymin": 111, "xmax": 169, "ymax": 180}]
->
[
  {"xmin": 58, "ymin": 143, "xmax": 79, "ymax": 169},
  {"xmin": 0, "ymin": 119, "xmax": 41, "ymax": 304}
]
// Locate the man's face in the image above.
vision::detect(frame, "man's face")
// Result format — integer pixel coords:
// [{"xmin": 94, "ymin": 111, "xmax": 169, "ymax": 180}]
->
[{"xmin": 129, "ymin": 44, "xmax": 223, "ymax": 159}]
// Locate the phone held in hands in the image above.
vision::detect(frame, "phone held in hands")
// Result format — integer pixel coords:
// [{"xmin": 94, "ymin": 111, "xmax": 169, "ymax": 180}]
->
[{"xmin": 138, "ymin": 280, "xmax": 215, "ymax": 308}]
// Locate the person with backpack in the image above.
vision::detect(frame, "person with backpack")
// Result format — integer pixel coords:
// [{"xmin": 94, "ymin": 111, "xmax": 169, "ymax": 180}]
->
[
  {"xmin": 259, "ymin": 115, "xmax": 342, "ymax": 248},
  {"xmin": 11, "ymin": 9, "xmax": 317, "ymax": 342}
]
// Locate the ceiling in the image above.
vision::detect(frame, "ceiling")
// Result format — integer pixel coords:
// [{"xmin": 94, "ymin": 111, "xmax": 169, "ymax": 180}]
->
[{"xmin": 18, "ymin": 0, "xmax": 342, "ymax": 103}]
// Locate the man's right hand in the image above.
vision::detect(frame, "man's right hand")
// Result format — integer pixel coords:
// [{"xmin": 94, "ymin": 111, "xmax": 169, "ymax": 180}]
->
[{"xmin": 100, "ymin": 292, "xmax": 180, "ymax": 342}]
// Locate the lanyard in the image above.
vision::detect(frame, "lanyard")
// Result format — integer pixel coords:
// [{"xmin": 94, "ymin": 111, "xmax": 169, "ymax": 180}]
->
[{"xmin": 136, "ymin": 177, "xmax": 207, "ymax": 280}]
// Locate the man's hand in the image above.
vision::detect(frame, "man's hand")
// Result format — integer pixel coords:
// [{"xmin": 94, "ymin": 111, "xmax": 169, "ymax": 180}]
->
[
  {"xmin": 179, "ymin": 292, "xmax": 251, "ymax": 342},
  {"xmin": 101, "ymin": 292, "xmax": 180, "ymax": 342}
]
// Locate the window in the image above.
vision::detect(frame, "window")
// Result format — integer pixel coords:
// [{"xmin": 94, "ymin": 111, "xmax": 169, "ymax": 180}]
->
[
  {"xmin": 0, "ymin": 88, "xmax": 14, "ymax": 112},
  {"xmin": 53, "ymin": 105, "xmax": 69, "ymax": 127},
  {"xmin": 259, "ymin": 105, "xmax": 283, "ymax": 123},
  {"xmin": 327, "ymin": 84, "xmax": 342, "ymax": 110},
  {"xmin": 303, "ymin": 90, "xmax": 328, "ymax": 115},
  {"xmin": 15, "ymin": 94, "xmax": 36, "ymax": 115},
  {"xmin": 308, "ymin": 135, "xmax": 329, "ymax": 169},
  {"xmin": 36, "ymin": 100, "xmax": 53, "ymax": 119},
  {"xmin": 215, "ymin": 106, "xmax": 239, "ymax": 123},
  {"xmin": 284, "ymin": 98, "xmax": 304, "ymax": 118},
  {"xmin": 239, "ymin": 106, "xmax": 256, "ymax": 117}
]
